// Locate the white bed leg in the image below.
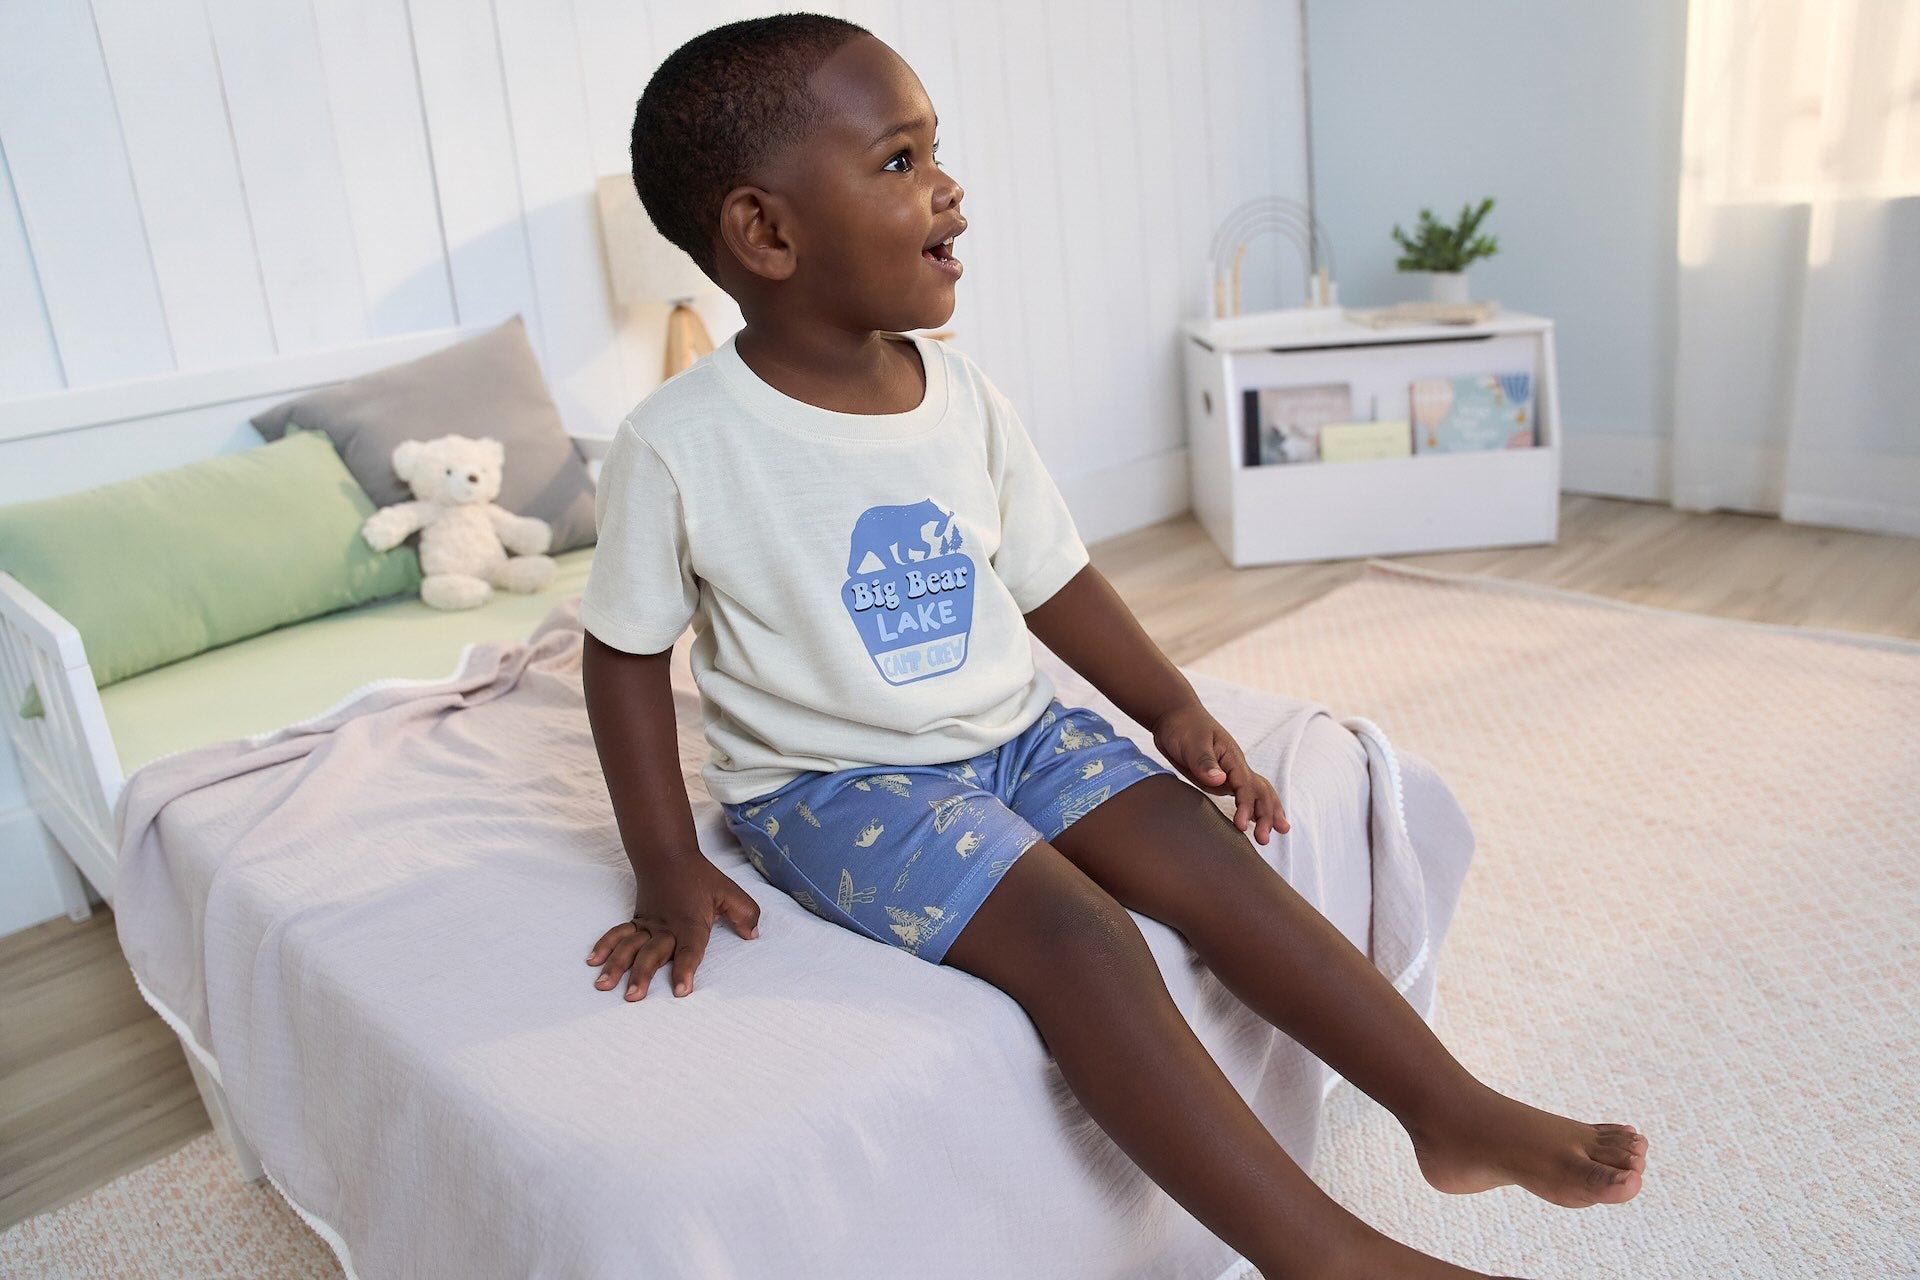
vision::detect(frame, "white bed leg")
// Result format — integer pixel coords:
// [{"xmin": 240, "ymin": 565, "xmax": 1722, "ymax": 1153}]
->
[
  {"xmin": 185, "ymin": 1051, "xmax": 266, "ymax": 1184},
  {"xmin": 48, "ymin": 842, "xmax": 94, "ymax": 922}
]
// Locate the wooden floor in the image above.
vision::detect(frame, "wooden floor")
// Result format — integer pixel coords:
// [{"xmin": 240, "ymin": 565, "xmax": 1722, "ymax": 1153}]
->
[{"xmin": 2, "ymin": 493, "xmax": 1916, "ymax": 1230}]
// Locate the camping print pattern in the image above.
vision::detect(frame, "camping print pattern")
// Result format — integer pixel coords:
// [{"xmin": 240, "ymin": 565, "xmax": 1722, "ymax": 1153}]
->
[{"xmin": 720, "ymin": 701, "xmax": 1173, "ymax": 962}]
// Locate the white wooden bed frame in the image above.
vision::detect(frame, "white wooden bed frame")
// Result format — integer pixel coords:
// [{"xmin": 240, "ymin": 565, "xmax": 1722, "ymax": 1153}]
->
[{"xmin": 0, "ymin": 325, "xmax": 612, "ymax": 1182}]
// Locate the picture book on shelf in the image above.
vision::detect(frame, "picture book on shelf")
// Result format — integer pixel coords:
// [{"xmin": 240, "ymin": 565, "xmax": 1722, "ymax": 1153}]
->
[
  {"xmin": 1319, "ymin": 419, "xmax": 1413, "ymax": 462},
  {"xmin": 1409, "ymin": 371, "xmax": 1535, "ymax": 453},
  {"xmin": 1242, "ymin": 383, "xmax": 1353, "ymax": 465}
]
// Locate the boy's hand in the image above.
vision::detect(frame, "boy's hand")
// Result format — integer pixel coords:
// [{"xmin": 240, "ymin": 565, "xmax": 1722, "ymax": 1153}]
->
[
  {"xmin": 1150, "ymin": 702, "xmax": 1290, "ymax": 845},
  {"xmin": 587, "ymin": 852, "xmax": 761, "ymax": 1000}
]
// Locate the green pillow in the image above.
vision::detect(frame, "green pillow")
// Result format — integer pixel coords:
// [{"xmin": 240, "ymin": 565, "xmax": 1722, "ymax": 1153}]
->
[{"xmin": 2, "ymin": 428, "xmax": 420, "ymax": 718}]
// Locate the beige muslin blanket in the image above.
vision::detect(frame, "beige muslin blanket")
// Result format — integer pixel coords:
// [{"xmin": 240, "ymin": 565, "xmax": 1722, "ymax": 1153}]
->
[{"xmin": 113, "ymin": 599, "xmax": 1472, "ymax": 1280}]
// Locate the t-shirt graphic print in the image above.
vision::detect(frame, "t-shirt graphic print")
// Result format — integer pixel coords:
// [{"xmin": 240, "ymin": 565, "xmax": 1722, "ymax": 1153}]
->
[{"xmin": 844, "ymin": 498, "xmax": 975, "ymax": 685}]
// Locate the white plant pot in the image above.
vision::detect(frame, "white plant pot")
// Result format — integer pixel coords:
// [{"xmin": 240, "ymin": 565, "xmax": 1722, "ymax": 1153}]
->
[{"xmin": 1428, "ymin": 271, "xmax": 1470, "ymax": 304}]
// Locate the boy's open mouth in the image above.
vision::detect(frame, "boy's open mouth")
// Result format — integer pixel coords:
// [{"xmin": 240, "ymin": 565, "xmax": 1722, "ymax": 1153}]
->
[{"xmin": 922, "ymin": 230, "xmax": 963, "ymax": 278}]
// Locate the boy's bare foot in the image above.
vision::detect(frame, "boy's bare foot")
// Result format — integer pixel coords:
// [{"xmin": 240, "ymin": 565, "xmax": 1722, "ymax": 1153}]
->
[{"xmin": 1404, "ymin": 1081, "xmax": 1649, "ymax": 1208}]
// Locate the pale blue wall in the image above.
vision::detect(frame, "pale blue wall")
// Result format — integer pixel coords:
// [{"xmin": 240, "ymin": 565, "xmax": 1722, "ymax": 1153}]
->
[{"xmin": 1304, "ymin": 0, "xmax": 1687, "ymax": 443}]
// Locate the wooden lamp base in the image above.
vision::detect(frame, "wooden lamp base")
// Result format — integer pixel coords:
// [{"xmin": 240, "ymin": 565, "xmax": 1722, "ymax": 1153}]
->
[{"xmin": 663, "ymin": 302, "xmax": 714, "ymax": 379}]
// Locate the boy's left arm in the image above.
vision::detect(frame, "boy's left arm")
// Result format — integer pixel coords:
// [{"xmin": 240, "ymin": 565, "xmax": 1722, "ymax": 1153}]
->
[{"xmin": 1023, "ymin": 564, "xmax": 1289, "ymax": 845}]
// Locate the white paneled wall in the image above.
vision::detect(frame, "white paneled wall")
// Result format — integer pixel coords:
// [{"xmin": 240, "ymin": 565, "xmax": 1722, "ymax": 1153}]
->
[
  {"xmin": 0, "ymin": 0, "xmax": 1308, "ymax": 933},
  {"xmin": 1, "ymin": 0, "xmax": 1306, "ymax": 490}
]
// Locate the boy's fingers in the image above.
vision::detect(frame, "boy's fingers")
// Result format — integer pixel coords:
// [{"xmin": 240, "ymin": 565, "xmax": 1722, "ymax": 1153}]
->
[
  {"xmin": 628, "ymin": 934, "xmax": 674, "ymax": 999},
  {"xmin": 587, "ymin": 922, "xmax": 631, "ymax": 963},
  {"xmin": 596, "ymin": 963, "xmax": 620, "ymax": 989},
  {"xmin": 1259, "ymin": 777, "xmax": 1288, "ymax": 833},
  {"xmin": 1222, "ymin": 745, "xmax": 1248, "ymax": 788},
  {"xmin": 721, "ymin": 890, "xmax": 761, "ymax": 939},
  {"xmin": 598, "ymin": 933, "xmax": 642, "ymax": 989},
  {"xmin": 1191, "ymin": 735, "xmax": 1223, "ymax": 782},
  {"xmin": 1222, "ymin": 752, "xmax": 1254, "ymax": 827},
  {"xmin": 670, "ymin": 923, "xmax": 708, "ymax": 996}
]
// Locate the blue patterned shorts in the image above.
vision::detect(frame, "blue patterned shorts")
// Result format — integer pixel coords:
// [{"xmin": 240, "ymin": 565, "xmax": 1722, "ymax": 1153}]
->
[{"xmin": 720, "ymin": 699, "xmax": 1174, "ymax": 964}]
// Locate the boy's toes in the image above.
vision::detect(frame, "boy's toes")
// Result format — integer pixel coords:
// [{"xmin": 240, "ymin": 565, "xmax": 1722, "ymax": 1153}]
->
[
  {"xmin": 1591, "ymin": 1143, "xmax": 1637, "ymax": 1171},
  {"xmin": 1589, "ymin": 1128, "xmax": 1651, "ymax": 1159},
  {"xmin": 1592, "ymin": 1127, "xmax": 1648, "ymax": 1171},
  {"xmin": 1577, "ymin": 1157, "xmax": 1641, "ymax": 1205}
]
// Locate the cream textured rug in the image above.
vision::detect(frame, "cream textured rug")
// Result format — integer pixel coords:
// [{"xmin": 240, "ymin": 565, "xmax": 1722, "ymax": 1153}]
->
[
  {"xmin": 1186, "ymin": 561, "xmax": 1920, "ymax": 1279},
  {"xmin": 6, "ymin": 560, "xmax": 1916, "ymax": 1278},
  {"xmin": 0, "ymin": 1130, "xmax": 340, "ymax": 1277}
]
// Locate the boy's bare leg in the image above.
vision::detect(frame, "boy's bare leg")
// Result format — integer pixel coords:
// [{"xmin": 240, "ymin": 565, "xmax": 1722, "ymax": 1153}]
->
[
  {"xmin": 1048, "ymin": 773, "xmax": 1650, "ymax": 1209},
  {"xmin": 942, "ymin": 840, "xmax": 1521, "ymax": 1280}
]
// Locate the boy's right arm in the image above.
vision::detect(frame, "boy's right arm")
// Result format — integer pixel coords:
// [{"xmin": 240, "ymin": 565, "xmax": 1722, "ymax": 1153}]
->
[{"xmin": 581, "ymin": 630, "xmax": 760, "ymax": 1000}]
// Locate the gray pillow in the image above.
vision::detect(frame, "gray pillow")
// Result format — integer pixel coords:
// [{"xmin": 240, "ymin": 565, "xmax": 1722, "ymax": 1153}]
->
[{"xmin": 250, "ymin": 315, "xmax": 596, "ymax": 552}]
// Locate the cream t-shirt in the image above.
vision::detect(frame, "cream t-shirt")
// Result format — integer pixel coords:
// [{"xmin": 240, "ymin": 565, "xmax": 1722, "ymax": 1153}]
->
[{"xmin": 579, "ymin": 330, "xmax": 1090, "ymax": 806}]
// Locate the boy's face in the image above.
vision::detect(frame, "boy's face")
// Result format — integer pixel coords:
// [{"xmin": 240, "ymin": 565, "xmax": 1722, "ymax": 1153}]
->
[{"xmin": 722, "ymin": 35, "xmax": 966, "ymax": 333}]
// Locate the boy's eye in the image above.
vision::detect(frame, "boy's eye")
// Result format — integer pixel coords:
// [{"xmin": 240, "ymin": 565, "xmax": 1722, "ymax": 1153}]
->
[{"xmin": 884, "ymin": 140, "xmax": 941, "ymax": 173}]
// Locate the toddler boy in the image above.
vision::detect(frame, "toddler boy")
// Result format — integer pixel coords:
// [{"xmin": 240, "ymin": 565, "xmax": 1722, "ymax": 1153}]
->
[{"xmin": 580, "ymin": 17, "xmax": 1645, "ymax": 1280}]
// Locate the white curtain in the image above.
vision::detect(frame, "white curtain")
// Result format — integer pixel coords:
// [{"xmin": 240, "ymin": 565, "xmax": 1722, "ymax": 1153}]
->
[{"xmin": 1672, "ymin": 0, "xmax": 1920, "ymax": 536}]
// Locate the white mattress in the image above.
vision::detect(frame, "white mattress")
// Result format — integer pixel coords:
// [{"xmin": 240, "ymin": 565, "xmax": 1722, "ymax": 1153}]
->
[{"xmin": 111, "ymin": 603, "xmax": 1474, "ymax": 1279}]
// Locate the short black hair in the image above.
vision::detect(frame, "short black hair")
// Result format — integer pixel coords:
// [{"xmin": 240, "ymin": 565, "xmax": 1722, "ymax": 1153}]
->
[{"xmin": 630, "ymin": 13, "xmax": 871, "ymax": 284}]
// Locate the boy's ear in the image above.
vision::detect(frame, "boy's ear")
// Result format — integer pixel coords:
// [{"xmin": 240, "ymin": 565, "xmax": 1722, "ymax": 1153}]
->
[{"xmin": 718, "ymin": 185, "xmax": 797, "ymax": 283}]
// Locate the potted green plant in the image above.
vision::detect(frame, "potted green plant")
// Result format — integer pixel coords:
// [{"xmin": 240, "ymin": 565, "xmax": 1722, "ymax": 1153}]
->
[{"xmin": 1391, "ymin": 198, "xmax": 1499, "ymax": 304}]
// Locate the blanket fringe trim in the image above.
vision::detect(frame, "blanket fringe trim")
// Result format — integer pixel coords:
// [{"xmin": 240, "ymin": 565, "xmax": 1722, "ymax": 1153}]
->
[
  {"xmin": 1359, "ymin": 558, "xmax": 1920, "ymax": 654},
  {"xmin": 126, "ymin": 970, "xmax": 365, "ymax": 1280},
  {"xmin": 1335, "ymin": 715, "xmax": 1408, "ymax": 842},
  {"xmin": 1329, "ymin": 713, "xmax": 1433, "ymax": 1001}
]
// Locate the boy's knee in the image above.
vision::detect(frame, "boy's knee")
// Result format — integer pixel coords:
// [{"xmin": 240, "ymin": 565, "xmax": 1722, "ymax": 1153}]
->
[
  {"xmin": 954, "ymin": 841, "xmax": 1146, "ymax": 983},
  {"xmin": 1037, "ymin": 871, "xmax": 1144, "ymax": 967}
]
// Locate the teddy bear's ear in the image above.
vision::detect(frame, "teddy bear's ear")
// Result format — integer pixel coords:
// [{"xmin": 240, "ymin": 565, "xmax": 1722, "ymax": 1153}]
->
[
  {"xmin": 480, "ymin": 437, "xmax": 505, "ymax": 467},
  {"xmin": 392, "ymin": 439, "xmax": 424, "ymax": 484}
]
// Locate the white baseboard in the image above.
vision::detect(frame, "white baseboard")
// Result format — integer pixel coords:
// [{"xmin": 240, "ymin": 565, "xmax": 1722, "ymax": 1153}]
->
[
  {"xmin": 1784, "ymin": 491, "xmax": 1920, "ymax": 538},
  {"xmin": 1065, "ymin": 445, "xmax": 1193, "ymax": 546},
  {"xmin": 1559, "ymin": 428, "xmax": 1671, "ymax": 501},
  {"xmin": 1, "ymin": 803, "xmax": 97, "ymax": 937},
  {"xmin": 1559, "ymin": 428, "xmax": 1920, "ymax": 533}
]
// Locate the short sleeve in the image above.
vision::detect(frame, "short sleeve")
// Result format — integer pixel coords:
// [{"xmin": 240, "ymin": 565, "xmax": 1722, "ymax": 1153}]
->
[
  {"xmin": 983, "ymin": 378, "xmax": 1089, "ymax": 613},
  {"xmin": 579, "ymin": 426, "xmax": 699, "ymax": 654}
]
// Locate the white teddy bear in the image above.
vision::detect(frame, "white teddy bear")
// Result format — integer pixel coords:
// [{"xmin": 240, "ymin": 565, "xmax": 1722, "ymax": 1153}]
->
[{"xmin": 360, "ymin": 433, "xmax": 557, "ymax": 610}]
